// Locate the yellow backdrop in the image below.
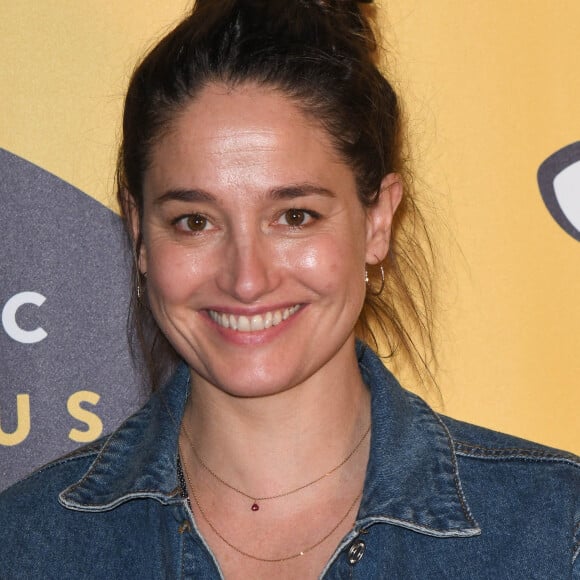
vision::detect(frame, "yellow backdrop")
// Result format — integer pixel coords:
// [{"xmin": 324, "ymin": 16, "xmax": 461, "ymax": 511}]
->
[{"xmin": 1, "ymin": 1, "xmax": 578, "ymax": 454}]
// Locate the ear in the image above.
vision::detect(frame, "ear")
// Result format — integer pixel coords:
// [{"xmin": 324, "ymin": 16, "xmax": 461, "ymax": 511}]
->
[
  {"xmin": 123, "ymin": 190, "xmax": 148, "ymax": 274},
  {"xmin": 365, "ymin": 173, "xmax": 403, "ymax": 264}
]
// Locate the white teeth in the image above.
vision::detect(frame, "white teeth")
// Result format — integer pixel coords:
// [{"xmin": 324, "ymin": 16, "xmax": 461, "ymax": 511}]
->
[
  {"xmin": 264, "ymin": 311, "xmax": 273, "ymax": 329},
  {"xmin": 251, "ymin": 315, "xmax": 263, "ymax": 331},
  {"xmin": 209, "ymin": 305, "xmax": 300, "ymax": 332}
]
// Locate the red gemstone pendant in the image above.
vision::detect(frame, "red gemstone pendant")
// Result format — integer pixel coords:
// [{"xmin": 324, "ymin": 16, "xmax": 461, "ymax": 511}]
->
[{"xmin": 251, "ymin": 502, "xmax": 259, "ymax": 511}]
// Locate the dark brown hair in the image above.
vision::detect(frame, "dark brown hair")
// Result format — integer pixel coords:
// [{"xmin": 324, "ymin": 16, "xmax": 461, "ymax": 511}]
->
[{"xmin": 117, "ymin": 0, "xmax": 436, "ymax": 389}]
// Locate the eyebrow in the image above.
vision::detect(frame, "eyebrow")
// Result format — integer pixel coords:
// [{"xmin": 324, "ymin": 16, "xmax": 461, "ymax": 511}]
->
[
  {"xmin": 153, "ymin": 188, "xmax": 215, "ymax": 206},
  {"xmin": 269, "ymin": 184, "xmax": 336, "ymax": 200},
  {"xmin": 153, "ymin": 183, "xmax": 336, "ymax": 206}
]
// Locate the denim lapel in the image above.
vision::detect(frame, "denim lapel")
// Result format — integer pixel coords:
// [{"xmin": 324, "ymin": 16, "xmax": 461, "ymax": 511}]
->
[
  {"xmin": 356, "ymin": 343, "xmax": 480, "ymax": 537},
  {"xmin": 59, "ymin": 363, "xmax": 190, "ymax": 511}
]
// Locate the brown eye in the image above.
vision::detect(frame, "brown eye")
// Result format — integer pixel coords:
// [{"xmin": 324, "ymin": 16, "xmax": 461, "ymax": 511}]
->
[
  {"xmin": 283, "ymin": 209, "xmax": 306, "ymax": 226},
  {"xmin": 186, "ymin": 214, "xmax": 208, "ymax": 231}
]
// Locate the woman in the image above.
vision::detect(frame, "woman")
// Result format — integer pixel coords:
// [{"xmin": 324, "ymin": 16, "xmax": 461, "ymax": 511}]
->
[{"xmin": 0, "ymin": 1, "xmax": 578, "ymax": 578}]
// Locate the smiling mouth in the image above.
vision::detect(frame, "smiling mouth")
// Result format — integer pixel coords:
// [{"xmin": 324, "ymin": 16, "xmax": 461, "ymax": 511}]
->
[{"xmin": 208, "ymin": 305, "xmax": 301, "ymax": 332}]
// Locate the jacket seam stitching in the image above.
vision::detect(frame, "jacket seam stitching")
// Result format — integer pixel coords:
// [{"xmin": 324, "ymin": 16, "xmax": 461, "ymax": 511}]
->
[
  {"xmin": 7, "ymin": 449, "xmax": 101, "ymax": 490},
  {"xmin": 60, "ymin": 486, "xmax": 182, "ymax": 511},
  {"xmin": 573, "ymin": 521, "xmax": 580, "ymax": 564},
  {"xmin": 360, "ymin": 515, "xmax": 478, "ymax": 535},
  {"xmin": 427, "ymin": 408, "xmax": 479, "ymax": 528},
  {"xmin": 60, "ymin": 430, "xmax": 122, "ymax": 497},
  {"xmin": 454, "ymin": 441, "xmax": 580, "ymax": 466}
]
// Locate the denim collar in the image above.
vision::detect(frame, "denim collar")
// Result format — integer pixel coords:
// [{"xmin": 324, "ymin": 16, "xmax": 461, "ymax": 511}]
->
[
  {"xmin": 60, "ymin": 343, "xmax": 480, "ymax": 538},
  {"xmin": 60, "ymin": 363, "xmax": 190, "ymax": 511},
  {"xmin": 355, "ymin": 342, "xmax": 479, "ymax": 537}
]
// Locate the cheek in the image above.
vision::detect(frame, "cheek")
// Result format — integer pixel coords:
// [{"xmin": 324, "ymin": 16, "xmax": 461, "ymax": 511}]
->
[
  {"xmin": 285, "ymin": 234, "xmax": 366, "ymax": 294},
  {"xmin": 144, "ymin": 241, "xmax": 212, "ymax": 306}
]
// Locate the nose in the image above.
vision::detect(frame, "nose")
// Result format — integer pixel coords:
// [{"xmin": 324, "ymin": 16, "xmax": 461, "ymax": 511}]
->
[{"xmin": 217, "ymin": 229, "xmax": 278, "ymax": 303}]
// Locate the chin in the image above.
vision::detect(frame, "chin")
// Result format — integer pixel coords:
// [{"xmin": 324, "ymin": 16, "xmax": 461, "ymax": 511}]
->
[{"xmin": 189, "ymin": 353, "xmax": 309, "ymax": 399}]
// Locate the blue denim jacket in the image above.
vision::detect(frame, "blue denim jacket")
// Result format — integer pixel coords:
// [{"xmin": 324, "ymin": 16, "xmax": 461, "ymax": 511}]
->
[{"xmin": 1, "ymin": 343, "xmax": 578, "ymax": 579}]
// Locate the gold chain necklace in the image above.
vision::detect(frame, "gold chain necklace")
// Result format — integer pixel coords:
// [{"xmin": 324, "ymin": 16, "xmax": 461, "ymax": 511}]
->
[
  {"xmin": 178, "ymin": 442, "xmax": 363, "ymax": 563},
  {"xmin": 180, "ymin": 421, "xmax": 370, "ymax": 511}
]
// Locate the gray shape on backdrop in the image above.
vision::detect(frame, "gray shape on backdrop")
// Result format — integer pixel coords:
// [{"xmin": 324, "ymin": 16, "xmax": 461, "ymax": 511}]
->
[{"xmin": 0, "ymin": 148, "xmax": 146, "ymax": 492}]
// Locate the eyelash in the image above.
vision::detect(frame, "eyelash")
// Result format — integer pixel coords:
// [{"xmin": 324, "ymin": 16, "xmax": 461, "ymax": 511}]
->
[
  {"xmin": 171, "ymin": 213, "xmax": 212, "ymax": 233},
  {"xmin": 170, "ymin": 208, "xmax": 322, "ymax": 234},
  {"xmin": 277, "ymin": 208, "xmax": 322, "ymax": 228}
]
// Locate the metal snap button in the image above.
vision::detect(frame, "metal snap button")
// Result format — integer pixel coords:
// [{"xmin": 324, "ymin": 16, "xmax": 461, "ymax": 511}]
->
[
  {"xmin": 347, "ymin": 539, "xmax": 366, "ymax": 564},
  {"xmin": 178, "ymin": 520, "xmax": 191, "ymax": 534}
]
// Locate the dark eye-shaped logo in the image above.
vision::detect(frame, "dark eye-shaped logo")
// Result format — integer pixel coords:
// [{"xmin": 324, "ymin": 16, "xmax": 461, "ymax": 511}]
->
[{"xmin": 537, "ymin": 142, "xmax": 580, "ymax": 241}]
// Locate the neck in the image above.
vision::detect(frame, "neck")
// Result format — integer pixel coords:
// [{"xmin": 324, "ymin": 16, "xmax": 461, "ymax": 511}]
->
[{"xmin": 180, "ymin": 347, "xmax": 371, "ymax": 497}]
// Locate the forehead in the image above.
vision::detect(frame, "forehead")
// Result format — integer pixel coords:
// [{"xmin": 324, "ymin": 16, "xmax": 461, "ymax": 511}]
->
[
  {"xmin": 144, "ymin": 83, "xmax": 351, "ymax": 194},
  {"xmin": 168, "ymin": 82, "xmax": 324, "ymax": 141}
]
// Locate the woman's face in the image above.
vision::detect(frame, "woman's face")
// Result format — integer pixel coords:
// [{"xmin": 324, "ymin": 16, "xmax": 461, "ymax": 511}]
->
[{"xmin": 138, "ymin": 83, "xmax": 399, "ymax": 397}]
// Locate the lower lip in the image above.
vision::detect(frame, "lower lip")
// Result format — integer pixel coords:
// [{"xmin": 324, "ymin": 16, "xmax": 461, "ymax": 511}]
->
[{"xmin": 204, "ymin": 307, "xmax": 304, "ymax": 345}]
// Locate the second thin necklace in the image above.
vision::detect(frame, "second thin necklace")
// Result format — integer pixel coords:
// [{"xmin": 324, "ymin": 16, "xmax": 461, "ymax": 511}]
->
[{"xmin": 180, "ymin": 421, "xmax": 371, "ymax": 512}]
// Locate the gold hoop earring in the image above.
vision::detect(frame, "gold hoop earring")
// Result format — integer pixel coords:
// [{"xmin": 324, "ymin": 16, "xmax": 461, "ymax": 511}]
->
[
  {"xmin": 132, "ymin": 243, "xmax": 146, "ymax": 302},
  {"xmin": 136, "ymin": 272, "xmax": 146, "ymax": 301},
  {"xmin": 134, "ymin": 250, "xmax": 146, "ymax": 301},
  {"xmin": 365, "ymin": 265, "xmax": 385, "ymax": 296}
]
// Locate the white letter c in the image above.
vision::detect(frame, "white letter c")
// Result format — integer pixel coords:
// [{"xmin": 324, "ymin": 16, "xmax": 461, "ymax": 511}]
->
[{"xmin": 2, "ymin": 292, "xmax": 48, "ymax": 344}]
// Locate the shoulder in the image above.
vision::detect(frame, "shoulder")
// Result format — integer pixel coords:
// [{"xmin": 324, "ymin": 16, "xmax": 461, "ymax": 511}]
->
[
  {"xmin": 0, "ymin": 439, "xmax": 105, "ymax": 536},
  {"xmin": 0, "ymin": 438, "xmax": 113, "ymax": 576},
  {"xmin": 440, "ymin": 414, "xmax": 580, "ymax": 469},
  {"xmin": 0, "ymin": 438, "xmax": 105, "ymax": 523},
  {"xmin": 440, "ymin": 414, "xmax": 579, "ymax": 530},
  {"xmin": 440, "ymin": 415, "xmax": 580, "ymax": 570}
]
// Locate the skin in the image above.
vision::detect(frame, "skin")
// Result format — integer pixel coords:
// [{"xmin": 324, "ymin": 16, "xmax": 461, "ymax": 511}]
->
[{"xmin": 133, "ymin": 82, "xmax": 402, "ymax": 577}]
